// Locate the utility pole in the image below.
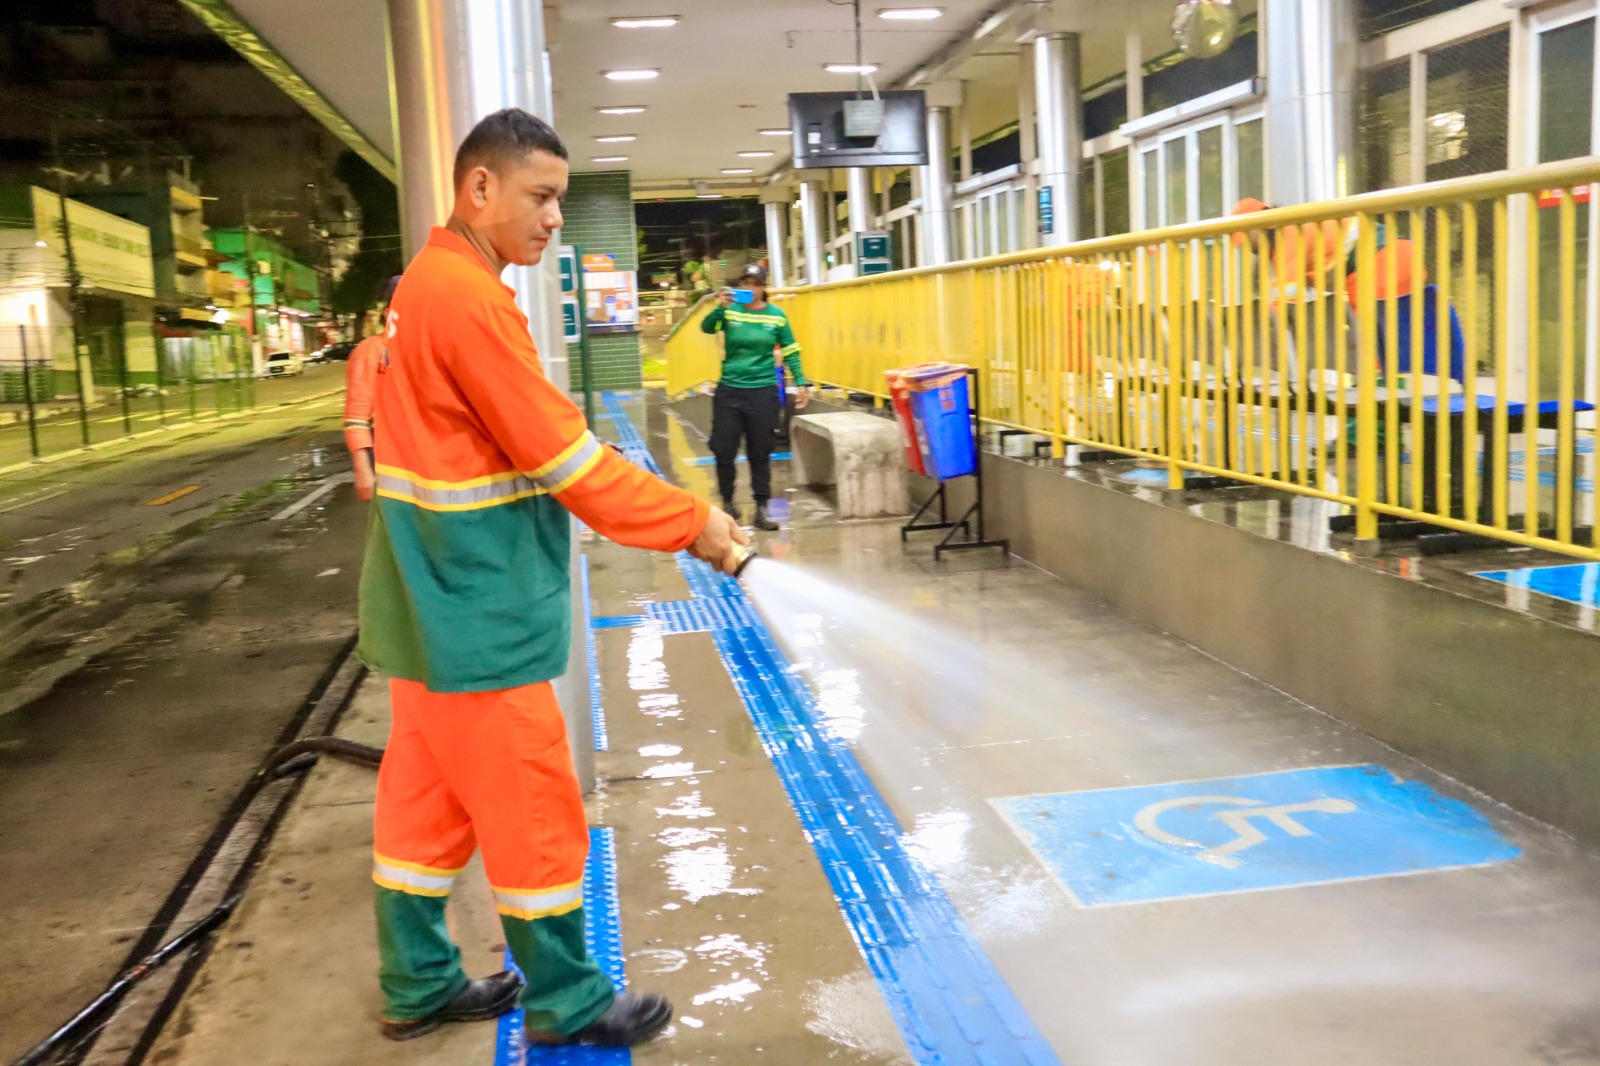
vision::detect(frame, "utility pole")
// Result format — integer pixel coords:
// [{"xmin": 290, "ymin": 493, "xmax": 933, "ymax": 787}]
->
[{"xmin": 50, "ymin": 123, "xmax": 91, "ymax": 447}]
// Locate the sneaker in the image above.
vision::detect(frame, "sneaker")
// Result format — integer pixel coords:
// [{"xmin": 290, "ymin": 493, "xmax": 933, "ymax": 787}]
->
[
  {"xmin": 526, "ymin": 992, "xmax": 673, "ymax": 1048},
  {"xmin": 380, "ymin": 970, "xmax": 525, "ymax": 1041},
  {"xmin": 753, "ymin": 502, "xmax": 778, "ymax": 531}
]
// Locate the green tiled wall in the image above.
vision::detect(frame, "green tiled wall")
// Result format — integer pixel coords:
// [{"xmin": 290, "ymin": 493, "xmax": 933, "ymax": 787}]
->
[{"xmin": 563, "ymin": 170, "xmax": 641, "ymax": 390}]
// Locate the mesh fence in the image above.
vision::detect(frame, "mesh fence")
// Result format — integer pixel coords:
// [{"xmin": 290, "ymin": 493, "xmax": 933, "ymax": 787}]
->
[{"xmin": 0, "ymin": 325, "xmax": 257, "ymax": 464}]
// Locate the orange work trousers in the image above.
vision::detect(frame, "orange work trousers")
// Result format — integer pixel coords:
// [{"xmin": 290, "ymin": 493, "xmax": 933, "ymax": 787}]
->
[{"xmin": 372, "ymin": 678, "xmax": 612, "ymax": 1033}]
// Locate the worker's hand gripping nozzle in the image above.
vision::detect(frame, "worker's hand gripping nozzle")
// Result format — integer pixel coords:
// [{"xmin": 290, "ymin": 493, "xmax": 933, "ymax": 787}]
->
[{"xmin": 731, "ymin": 543, "xmax": 758, "ymax": 580}]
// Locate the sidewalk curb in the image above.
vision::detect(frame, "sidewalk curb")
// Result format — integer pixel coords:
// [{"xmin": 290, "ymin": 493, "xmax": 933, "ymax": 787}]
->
[{"xmin": 0, "ymin": 386, "xmax": 345, "ymax": 480}]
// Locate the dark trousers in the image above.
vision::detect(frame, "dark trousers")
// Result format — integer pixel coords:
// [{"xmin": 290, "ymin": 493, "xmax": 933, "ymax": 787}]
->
[{"xmin": 710, "ymin": 384, "xmax": 779, "ymax": 505}]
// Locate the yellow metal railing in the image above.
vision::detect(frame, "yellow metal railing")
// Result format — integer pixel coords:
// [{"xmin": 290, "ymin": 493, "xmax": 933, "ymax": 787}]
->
[
  {"xmin": 772, "ymin": 156, "xmax": 1600, "ymax": 560},
  {"xmin": 663, "ymin": 294, "xmax": 723, "ymax": 397}
]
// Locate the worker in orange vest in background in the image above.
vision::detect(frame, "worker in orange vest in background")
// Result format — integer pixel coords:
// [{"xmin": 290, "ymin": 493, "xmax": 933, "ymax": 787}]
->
[
  {"xmin": 343, "ymin": 275, "xmax": 400, "ymax": 501},
  {"xmin": 360, "ymin": 109, "xmax": 746, "ymax": 1048}
]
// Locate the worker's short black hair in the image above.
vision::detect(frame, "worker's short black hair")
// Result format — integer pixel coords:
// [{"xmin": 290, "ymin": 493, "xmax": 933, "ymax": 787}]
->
[{"xmin": 453, "ymin": 108, "xmax": 569, "ymax": 189}]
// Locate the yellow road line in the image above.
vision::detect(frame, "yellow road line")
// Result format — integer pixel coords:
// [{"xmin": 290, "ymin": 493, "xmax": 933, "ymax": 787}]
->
[{"xmin": 144, "ymin": 484, "xmax": 202, "ymax": 507}]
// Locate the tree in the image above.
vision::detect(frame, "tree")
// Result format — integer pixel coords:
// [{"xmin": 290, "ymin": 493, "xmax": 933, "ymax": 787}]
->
[{"xmin": 330, "ymin": 150, "xmax": 402, "ymax": 318}]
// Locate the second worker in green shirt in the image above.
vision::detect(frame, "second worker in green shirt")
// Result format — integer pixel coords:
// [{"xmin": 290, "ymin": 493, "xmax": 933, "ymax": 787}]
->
[{"xmin": 701, "ymin": 264, "xmax": 809, "ymax": 531}]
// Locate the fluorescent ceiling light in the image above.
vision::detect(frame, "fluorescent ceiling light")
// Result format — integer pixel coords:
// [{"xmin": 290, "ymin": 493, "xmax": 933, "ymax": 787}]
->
[
  {"xmin": 611, "ymin": 16, "xmax": 678, "ymax": 28},
  {"xmin": 593, "ymin": 156, "xmax": 629, "ymax": 163},
  {"xmin": 696, "ymin": 194, "xmax": 724, "ymax": 199},
  {"xmin": 759, "ymin": 128, "xmax": 791, "ymax": 136},
  {"xmin": 604, "ymin": 69, "xmax": 660, "ymax": 81},
  {"xmin": 825, "ymin": 63, "xmax": 878, "ymax": 74},
  {"xmin": 721, "ymin": 168, "xmax": 754, "ymax": 175},
  {"xmin": 877, "ymin": 7, "xmax": 942, "ymax": 19},
  {"xmin": 595, "ymin": 135, "xmax": 637, "ymax": 143},
  {"xmin": 597, "ymin": 106, "xmax": 646, "ymax": 115},
  {"xmin": 736, "ymin": 150, "xmax": 774, "ymax": 158}
]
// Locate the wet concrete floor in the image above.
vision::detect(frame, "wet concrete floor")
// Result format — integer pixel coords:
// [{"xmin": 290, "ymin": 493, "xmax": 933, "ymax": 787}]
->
[
  {"xmin": 0, "ymin": 384, "xmax": 361, "ymax": 1063},
  {"xmin": 43, "ymin": 388, "xmax": 1600, "ymax": 1064}
]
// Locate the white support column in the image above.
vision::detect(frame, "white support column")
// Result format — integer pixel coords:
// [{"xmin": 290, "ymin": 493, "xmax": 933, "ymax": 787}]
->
[
  {"xmin": 847, "ymin": 167, "xmax": 874, "ymax": 236},
  {"xmin": 761, "ymin": 185, "xmax": 791, "ymax": 287},
  {"xmin": 386, "ymin": 0, "xmax": 593, "ymax": 790},
  {"xmin": 1125, "ymin": 17, "xmax": 1143, "ymax": 122},
  {"xmin": 1018, "ymin": 43, "xmax": 1039, "ymax": 243},
  {"xmin": 921, "ymin": 106, "xmax": 955, "ymax": 266},
  {"xmin": 1261, "ymin": 0, "xmax": 1358, "ymax": 204},
  {"xmin": 1034, "ymin": 32, "xmax": 1083, "ymax": 245},
  {"xmin": 799, "ymin": 178, "xmax": 827, "ymax": 284}
]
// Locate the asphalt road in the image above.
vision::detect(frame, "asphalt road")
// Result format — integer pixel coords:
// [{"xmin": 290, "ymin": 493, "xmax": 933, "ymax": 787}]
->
[{"xmin": 0, "ymin": 369, "xmax": 366, "ymax": 1062}]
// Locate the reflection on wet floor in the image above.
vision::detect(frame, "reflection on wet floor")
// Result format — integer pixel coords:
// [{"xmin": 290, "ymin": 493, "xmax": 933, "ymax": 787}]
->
[{"xmin": 1044, "ymin": 455, "xmax": 1600, "ymax": 634}]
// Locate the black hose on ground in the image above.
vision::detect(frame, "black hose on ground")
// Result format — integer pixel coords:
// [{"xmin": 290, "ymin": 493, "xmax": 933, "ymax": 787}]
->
[
  {"xmin": 12, "ymin": 895, "xmax": 244, "ymax": 1066},
  {"xmin": 260, "ymin": 736, "xmax": 385, "ymax": 778}
]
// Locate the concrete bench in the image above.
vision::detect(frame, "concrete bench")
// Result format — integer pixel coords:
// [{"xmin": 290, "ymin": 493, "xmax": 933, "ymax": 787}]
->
[{"xmin": 789, "ymin": 411, "xmax": 911, "ymax": 518}]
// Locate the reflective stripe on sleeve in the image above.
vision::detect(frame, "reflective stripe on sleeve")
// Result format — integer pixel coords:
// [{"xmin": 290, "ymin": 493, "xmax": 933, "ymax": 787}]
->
[{"xmin": 527, "ymin": 432, "xmax": 604, "ymax": 495}]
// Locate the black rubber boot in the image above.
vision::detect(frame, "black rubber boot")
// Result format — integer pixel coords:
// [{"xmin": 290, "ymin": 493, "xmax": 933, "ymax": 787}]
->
[
  {"xmin": 527, "ymin": 992, "xmax": 674, "ymax": 1049},
  {"xmin": 721, "ymin": 496, "xmax": 739, "ymax": 523},
  {"xmin": 380, "ymin": 970, "xmax": 525, "ymax": 1042},
  {"xmin": 753, "ymin": 501, "xmax": 778, "ymax": 531}
]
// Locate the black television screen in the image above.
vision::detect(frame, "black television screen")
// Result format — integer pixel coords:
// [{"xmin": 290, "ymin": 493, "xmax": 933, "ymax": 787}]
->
[{"xmin": 788, "ymin": 90, "xmax": 928, "ymax": 168}]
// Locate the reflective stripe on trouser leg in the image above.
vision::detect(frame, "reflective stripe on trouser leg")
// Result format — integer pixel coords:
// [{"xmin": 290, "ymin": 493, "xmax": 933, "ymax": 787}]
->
[
  {"xmin": 391, "ymin": 677, "xmax": 614, "ymax": 1036},
  {"xmin": 372, "ymin": 685, "xmax": 478, "ymax": 1021}
]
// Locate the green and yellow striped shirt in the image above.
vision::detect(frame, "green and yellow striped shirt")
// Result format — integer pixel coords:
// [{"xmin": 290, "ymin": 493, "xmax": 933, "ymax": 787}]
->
[{"xmin": 702, "ymin": 304, "xmax": 808, "ymax": 389}]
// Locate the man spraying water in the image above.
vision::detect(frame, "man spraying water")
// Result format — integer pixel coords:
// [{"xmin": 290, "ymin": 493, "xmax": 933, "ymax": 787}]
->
[{"xmin": 358, "ymin": 108, "xmax": 746, "ymax": 1049}]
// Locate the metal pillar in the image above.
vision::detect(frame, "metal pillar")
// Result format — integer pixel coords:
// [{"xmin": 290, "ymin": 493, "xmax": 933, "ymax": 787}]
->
[
  {"xmin": 799, "ymin": 179, "xmax": 827, "ymax": 284},
  {"xmin": 921, "ymin": 106, "xmax": 955, "ymax": 266},
  {"xmin": 1033, "ymin": 32, "xmax": 1082, "ymax": 246},
  {"xmin": 846, "ymin": 167, "xmax": 873, "ymax": 235},
  {"xmin": 762, "ymin": 192, "xmax": 790, "ymax": 287},
  {"xmin": 1261, "ymin": 0, "xmax": 1358, "ymax": 204},
  {"xmin": 386, "ymin": 0, "xmax": 595, "ymax": 791}
]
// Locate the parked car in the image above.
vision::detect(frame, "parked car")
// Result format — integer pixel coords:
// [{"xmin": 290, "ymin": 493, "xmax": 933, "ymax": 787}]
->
[
  {"xmin": 314, "ymin": 341, "xmax": 360, "ymax": 362},
  {"xmin": 264, "ymin": 351, "xmax": 305, "ymax": 377}
]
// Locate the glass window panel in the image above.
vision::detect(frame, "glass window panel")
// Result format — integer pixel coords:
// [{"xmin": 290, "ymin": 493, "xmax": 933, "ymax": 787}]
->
[
  {"xmin": 1102, "ymin": 148, "xmax": 1131, "ymax": 236},
  {"xmin": 1235, "ymin": 119, "xmax": 1263, "ymax": 203},
  {"xmin": 1079, "ymin": 160, "xmax": 1098, "ymax": 240},
  {"xmin": 1141, "ymin": 148, "xmax": 1160, "ymax": 230},
  {"xmin": 1538, "ymin": 19, "xmax": 1595, "ymax": 164},
  {"xmin": 1424, "ymin": 29, "xmax": 1510, "ymax": 182},
  {"xmin": 1197, "ymin": 124, "xmax": 1225, "ymax": 219},
  {"xmin": 1165, "ymin": 137, "xmax": 1189, "ymax": 226},
  {"xmin": 1358, "ymin": 60, "xmax": 1410, "ymax": 190}
]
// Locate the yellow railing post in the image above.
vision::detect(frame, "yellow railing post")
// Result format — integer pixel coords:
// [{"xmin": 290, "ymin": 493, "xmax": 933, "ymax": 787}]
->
[
  {"xmin": 1355, "ymin": 214, "xmax": 1379, "ymax": 542},
  {"xmin": 1164, "ymin": 241, "xmax": 1185, "ymax": 490}
]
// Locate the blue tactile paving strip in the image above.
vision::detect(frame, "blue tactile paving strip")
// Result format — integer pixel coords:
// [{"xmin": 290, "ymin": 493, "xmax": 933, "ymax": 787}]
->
[
  {"xmin": 1475, "ymin": 562, "xmax": 1600, "ymax": 609},
  {"xmin": 597, "ymin": 391, "xmax": 1061, "ymax": 1066},
  {"xmin": 495, "ymin": 828, "xmax": 629, "ymax": 1066},
  {"xmin": 580, "ymin": 555, "xmax": 608, "ymax": 752},
  {"xmin": 591, "ymin": 614, "xmax": 644, "ymax": 630},
  {"xmin": 681, "ymin": 451, "xmax": 791, "ymax": 467}
]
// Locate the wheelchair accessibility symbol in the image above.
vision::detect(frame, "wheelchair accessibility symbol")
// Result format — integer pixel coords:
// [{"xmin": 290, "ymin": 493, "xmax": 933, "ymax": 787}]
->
[
  {"xmin": 992, "ymin": 765, "xmax": 1521, "ymax": 906},
  {"xmin": 1132, "ymin": 795, "xmax": 1358, "ymax": 869}
]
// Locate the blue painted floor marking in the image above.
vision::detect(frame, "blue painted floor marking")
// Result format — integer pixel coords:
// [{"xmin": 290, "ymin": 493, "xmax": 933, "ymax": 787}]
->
[
  {"xmin": 580, "ymin": 555, "xmax": 608, "ymax": 752},
  {"xmin": 681, "ymin": 452, "xmax": 791, "ymax": 467},
  {"xmin": 993, "ymin": 765, "xmax": 1520, "ymax": 908},
  {"xmin": 596, "ymin": 391, "xmax": 1062, "ymax": 1066},
  {"xmin": 495, "ymin": 828, "xmax": 629, "ymax": 1065},
  {"xmin": 1475, "ymin": 562, "xmax": 1600, "ymax": 609}
]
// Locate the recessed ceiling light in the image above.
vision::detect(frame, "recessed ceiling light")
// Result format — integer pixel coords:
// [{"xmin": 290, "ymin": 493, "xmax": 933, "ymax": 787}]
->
[
  {"xmin": 595, "ymin": 135, "xmax": 637, "ymax": 143},
  {"xmin": 597, "ymin": 106, "xmax": 646, "ymax": 115},
  {"xmin": 759, "ymin": 128, "xmax": 791, "ymax": 137},
  {"xmin": 611, "ymin": 16, "xmax": 678, "ymax": 28},
  {"xmin": 696, "ymin": 194, "xmax": 724, "ymax": 199},
  {"xmin": 736, "ymin": 150, "xmax": 774, "ymax": 158},
  {"xmin": 877, "ymin": 7, "xmax": 942, "ymax": 19},
  {"xmin": 825, "ymin": 63, "xmax": 879, "ymax": 74},
  {"xmin": 593, "ymin": 156, "xmax": 629, "ymax": 163},
  {"xmin": 604, "ymin": 69, "xmax": 660, "ymax": 81},
  {"xmin": 721, "ymin": 168, "xmax": 754, "ymax": 175}
]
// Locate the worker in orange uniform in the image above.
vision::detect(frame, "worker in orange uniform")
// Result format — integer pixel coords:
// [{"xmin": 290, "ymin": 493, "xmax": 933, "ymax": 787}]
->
[
  {"xmin": 342, "ymin": 275, "xmax": 400, "ymax": 501},
  {"xmin": 359, "ymin": 109, "xmax": 746, "ymax": 1048}
]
